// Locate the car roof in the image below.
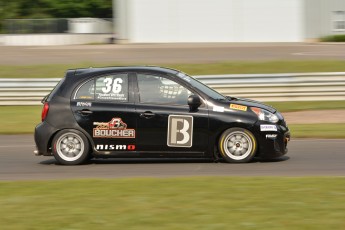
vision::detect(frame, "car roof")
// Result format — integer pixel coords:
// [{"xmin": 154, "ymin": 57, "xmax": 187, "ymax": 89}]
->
[
  {"xmin": 56, "ymin": 66, "xmax": 184, "ymax": 101},
  {"xmin": 68, "ymin": 66, "xmax": 180, "ymax": 78}
]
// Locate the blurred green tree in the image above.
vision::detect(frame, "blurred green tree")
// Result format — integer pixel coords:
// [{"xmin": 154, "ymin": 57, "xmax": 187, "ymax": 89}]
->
[
  {"xmin": 0, "ymin": 0, "xmax": 113, "ymax": 32},
  {"xmin": 45, "ymin": 0, "xmax": 112, "ymax": 18}
]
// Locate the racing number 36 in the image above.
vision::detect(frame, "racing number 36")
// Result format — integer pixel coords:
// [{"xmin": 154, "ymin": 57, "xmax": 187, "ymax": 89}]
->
[
  {"xmin": 167, "ymin": 115, "xmax": 193, "ymax": 147},
  {"xmin": 102, "ymin": 78, "xmax": 123, "ymax": 94}
]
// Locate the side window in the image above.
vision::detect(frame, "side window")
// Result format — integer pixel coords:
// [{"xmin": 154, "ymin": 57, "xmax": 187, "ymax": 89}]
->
[
  {"xmin": 137, "ymin": 74, "xmax": 192, "ymax": 105},
  {"xmin": 95, "ymin": 74, "xmax": 128, "ymax": 102},
  {"xmin": 75, "ymin": 79, "xmax": 95, "ymax": 100},
  {"xmin": 74, "ymin": 73, "xmax": 129, "ymax": 102}
]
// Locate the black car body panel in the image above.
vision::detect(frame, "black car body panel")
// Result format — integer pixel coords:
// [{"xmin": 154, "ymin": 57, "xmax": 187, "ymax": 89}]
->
[{"xmin": 35, "ymin": 66, "xmax": 290, "ymax": 161}]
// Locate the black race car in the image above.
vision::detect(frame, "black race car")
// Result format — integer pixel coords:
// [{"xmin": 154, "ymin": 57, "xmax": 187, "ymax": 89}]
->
[{"xmin": 34, "ymin": 66, "xmax": 290, "ymax": 165}]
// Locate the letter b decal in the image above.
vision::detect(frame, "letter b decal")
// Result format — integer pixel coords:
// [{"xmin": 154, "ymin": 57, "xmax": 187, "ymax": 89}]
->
[{"xmin": 167, "ymin": 115, "xmax": 193, "ymax": 147}]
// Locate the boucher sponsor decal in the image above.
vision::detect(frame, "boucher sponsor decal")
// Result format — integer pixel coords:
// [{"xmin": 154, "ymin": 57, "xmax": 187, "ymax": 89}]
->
[
  {"xmin": 260, "ymin": 125, "xmax": 277, "ymax": 132},
  {"xmin": 93, "ymin": 117, "xmax": 135, "ymax": 138},
  {"xmin": 96, "ymin": 144, "xmax": 136, "ymax": 150},
  {"xmin": 76, "ymin": 102, "xmax": 92, "ymax": 107},
  {"xmin": 230, "ymin": 104, "xmax": 247, "ymax": 111},
  {"xmin": 213, "ymin": 106, "xmax": 224, "ymax": 112},
  {"xmin": 167, "ymin": 115, "xmax": 193, "ymax": 147}
]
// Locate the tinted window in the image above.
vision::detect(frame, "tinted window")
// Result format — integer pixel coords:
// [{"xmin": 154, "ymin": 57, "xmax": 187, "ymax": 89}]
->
[
  {"xmin": 177, "ymin": 72, "xmax": 226, "ymax": 100},
  {"xmin": 137, "ymin": 74, "xmax": 191, "ymax": 105}
]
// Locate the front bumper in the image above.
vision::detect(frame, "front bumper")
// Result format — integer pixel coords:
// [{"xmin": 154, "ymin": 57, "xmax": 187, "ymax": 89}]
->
[{"xmin": 254, "ymin": 122, "xmax": 290, "ymax": 159}]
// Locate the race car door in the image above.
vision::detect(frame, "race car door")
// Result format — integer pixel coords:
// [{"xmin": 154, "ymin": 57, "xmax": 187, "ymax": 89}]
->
[
  {"xmin": 134, "ymin": 73, "xmax": 209, "ymax": 157},
  {"xmin": 71, "ymin": 73, "xmax": 137, "ymax": 154}
]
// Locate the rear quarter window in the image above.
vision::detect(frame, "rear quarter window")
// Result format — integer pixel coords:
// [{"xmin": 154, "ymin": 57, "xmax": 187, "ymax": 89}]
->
[{"xmin": 75, "ymin": 79, "xmax": 95, "ymax": 100}]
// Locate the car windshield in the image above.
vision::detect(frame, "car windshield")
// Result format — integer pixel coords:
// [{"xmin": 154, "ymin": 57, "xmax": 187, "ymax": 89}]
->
[{"xmin": 177, "ymin": 72, "xmax": 227, "ymax": 101}]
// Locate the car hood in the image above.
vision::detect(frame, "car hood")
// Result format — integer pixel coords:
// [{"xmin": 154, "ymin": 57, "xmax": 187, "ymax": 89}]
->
[{"xmin": 225, "ymin": 97, "xmax": 277, "ymax": 113}]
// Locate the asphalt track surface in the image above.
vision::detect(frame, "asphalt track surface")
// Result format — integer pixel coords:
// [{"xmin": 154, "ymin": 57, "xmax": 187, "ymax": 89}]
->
[
  {"xmin": 0, "ymin": 135, "xmax": 345, "ymax": 181},
  {"xmin": 1, "ymin": 43, "xmax": 345, "ymax": 65}
]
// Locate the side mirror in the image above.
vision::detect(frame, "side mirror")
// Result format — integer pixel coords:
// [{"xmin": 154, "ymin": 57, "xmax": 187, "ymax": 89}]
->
[{"xmin": 188, "ymin": 95, "xmax": 201, "ymax": 111}]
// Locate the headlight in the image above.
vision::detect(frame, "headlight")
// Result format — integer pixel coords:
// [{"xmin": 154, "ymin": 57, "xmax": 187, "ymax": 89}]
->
[{"xmin": 250, "ymin": 107, "xmax": 279, "ymax": 123}]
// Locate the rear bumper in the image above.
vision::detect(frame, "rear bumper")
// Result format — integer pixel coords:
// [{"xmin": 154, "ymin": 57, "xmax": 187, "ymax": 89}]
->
[{"xmin": 34, "ymin": 121, "xmax": 58, "ymax": 156}]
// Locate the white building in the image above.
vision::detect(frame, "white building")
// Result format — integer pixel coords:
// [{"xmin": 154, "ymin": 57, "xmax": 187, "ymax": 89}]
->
[{"xmin": 115, "ymin": 0, "xmax": 345, "ymax": 43}]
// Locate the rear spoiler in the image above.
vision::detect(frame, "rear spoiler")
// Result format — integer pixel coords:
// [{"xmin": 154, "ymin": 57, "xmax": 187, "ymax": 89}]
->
[{"xmin": 41, "ymin": 94, "xmax": 50, "ymax": 104}]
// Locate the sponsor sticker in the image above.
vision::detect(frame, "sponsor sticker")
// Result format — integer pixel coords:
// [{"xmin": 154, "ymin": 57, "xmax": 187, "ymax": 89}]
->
[
  {"xmin": 213, "ymin": 106, "xmax": 224, "ymax": 112},
  {"xmin": 76, "ymin": 102, "xmax": 92, "ymax": 107},
  {"xmin": 260, "ymin": 125, "xmax": 278, "ymax": 132},
  {"xmin": 96, "ymin": 144, "xmax": 136, "ymax": 151},
  {"xmin": 230, "ymin": 104, "xmax": 247, "ymax": 111},
  {"xmin": 266, "ymin": 134, "xmax": 277, "ymax": 139},
  {"xmin": 79, "ymin": 96, "xmax": 93, "ymax": 99},
  {"xmin": 97, "ymin": 92, "xmax": 127, "ymax": 101},
  {"xmin": 167, "ymin": 115, "xmax": 193, "ymax": 147},
  {"xmin": 97, "ymin": 77, "xmax": 128, "ymax": 101},
  {"xmin": 93, "ymin": 118, "xmax": 135, "ymax": 138}
]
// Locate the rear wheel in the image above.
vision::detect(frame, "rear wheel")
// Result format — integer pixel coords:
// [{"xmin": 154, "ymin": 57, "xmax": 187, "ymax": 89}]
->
[
  {"xmin": 52, "ymin": 129, "xmax": 90, "ymax": 165},
  {"xmin": 218, "ymin": 128, "xmax": 257, "ymax": 163}
]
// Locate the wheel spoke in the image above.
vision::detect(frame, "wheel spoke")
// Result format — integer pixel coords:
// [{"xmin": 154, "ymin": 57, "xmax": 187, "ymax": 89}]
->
[
  {"xmin": 71, "ymin": 149, "xmax": 78, "ymax": 156},
  {"xmin": 61, "ymin": 148, "xmax": 69, "ymax": 154},
  {"xmin": 230, "ymin": 146, "xmax": 236, "ymax": 153}
]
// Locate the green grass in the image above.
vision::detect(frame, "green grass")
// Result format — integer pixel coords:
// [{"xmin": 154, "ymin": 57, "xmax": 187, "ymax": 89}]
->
[
  {"xmin": 1, "ymin": 105, "xmax": 344, "ymax": 138},
  {"xmin": 320, "ymin": 34, "xmax": 345, "ymax": 42},
  {"xmin": 2, "ymin": 60, "xmax": 345, "ymax": 78},
  {"xmin": 171, "ymin": 60, "xmax": 345, "ymax": 75},
  {"xmin": 0, "ymin": 63, "xmax": 87, "ymax": 79},
  {"xmin": 267, "ymin": 101, "xmax": 345, "ymax": 112},
  {"xmin": 0, "ymin": 106, "xmax": 41, "ymax": 134},
  {"xmin": 289, "ymin": 123, "xmax": 345, "ymax": 139},
  {"xmin": 0, "ymin": 177, "xmax": 345, "ymax": 229}
]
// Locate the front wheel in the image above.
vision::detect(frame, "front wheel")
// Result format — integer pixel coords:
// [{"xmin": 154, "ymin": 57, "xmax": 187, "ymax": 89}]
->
[
  {"xmin": 218, "ymin": 128, "xmax": 257, "ymax": 163},
  {"xmin": 52, "ymin": 129, "xmax": 90, "ymax": 165}
]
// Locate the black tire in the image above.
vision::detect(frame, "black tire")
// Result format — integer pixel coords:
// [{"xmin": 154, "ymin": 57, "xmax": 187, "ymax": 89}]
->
[
  {"xmin": 218, "ymin": 127, "xmax": 257, "ymax": 163},
  {"xmin": 52, "ymin": 129, "xmax": 90, "ymax": 165}
]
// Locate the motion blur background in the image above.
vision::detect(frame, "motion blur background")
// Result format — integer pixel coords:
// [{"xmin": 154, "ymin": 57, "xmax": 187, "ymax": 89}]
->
[
  {"xmin": 0, "ymin": 0, "xmax": 344, "ymax": 135},
  {"xmin": 1, "ymin": 0, "xmax": 345, "ymax": 45},
  {"xmin": 1, "ymin": 0, "xmax": 345, "ymax": 229}
]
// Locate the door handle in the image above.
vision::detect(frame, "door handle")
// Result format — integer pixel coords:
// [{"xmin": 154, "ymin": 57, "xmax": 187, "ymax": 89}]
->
[
  {"xmin": 140, "ymin": 111, "xmax": 155, "ymax": 119},
  {"xmin": 78, "ymin": 109, "xmax": 93, "ymax": 115}
]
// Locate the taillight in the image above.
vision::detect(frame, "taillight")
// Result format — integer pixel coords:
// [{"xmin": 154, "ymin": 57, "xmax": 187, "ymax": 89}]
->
[{"xmin": 41, "ymin": 102, "xmax": 49, "ymax": 122}]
